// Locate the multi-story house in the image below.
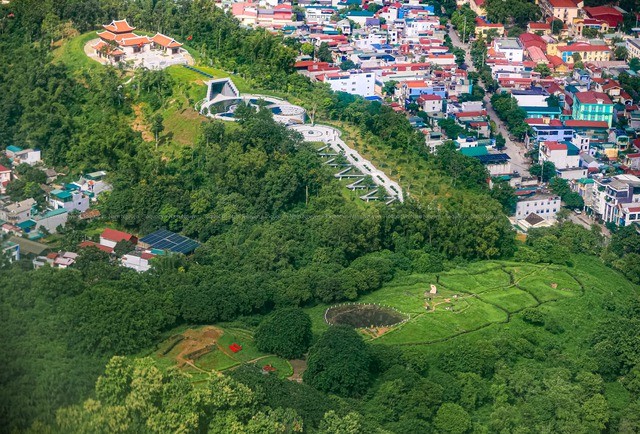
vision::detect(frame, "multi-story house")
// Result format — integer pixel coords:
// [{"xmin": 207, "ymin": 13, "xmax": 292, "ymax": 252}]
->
[
  {"xmin": 557, "ymin": 43, "xmax": 612, "ymax": 64},
  {"xmin": 571, "ymin": 91, "xmax": 614, "ymax": 127},
  {"xmin": 625, "ymin": 39, "xmax": 640, "ymax": 61},
  {"xmin": 320, "ymin": 71, "xmax": 376, "ymax": 97},
  {"xmin": 48, "ymin": 189, "xmax": 90, "ymax": 213},
  {"xmin": 0, "ymin": 198, "xmax": 36, "ymax": 225},
  {"xmin": 515, "ymin": 194, "xmax": 561, "ymax": 220},
  {"xmin": 493, "ymin": 38, "xmax": 524, "ymax": 62},
  {"xmin": 0, "ymin": 164, "xmax": 11, "ymax": 193},
  {"xmin": 596, "ymin": 174, "xmax": 640, "ymax": 226},
  {"xmin": 539, "ymin": 0, "xmax": 582, "ymax": 25},
  {"xmin": 538, "ymin": 140, "xmax": 587, "ymax": 179}
]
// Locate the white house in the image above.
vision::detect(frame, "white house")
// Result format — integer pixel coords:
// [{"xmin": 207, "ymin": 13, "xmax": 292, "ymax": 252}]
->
[
  {"xmin": 515, "ymin": 194, "xmax": 561, "ymax": 220},
  {"xmin": 0, "ymin": 164, "xmax": 11, "ymax": 193},
  {"xmin": 1, "ymin": 240, "xmax": 19, "ymax": 262},
  {"xmin": 493, "ymin": 38, "xmax": 524, "ymax": 63},
  {"xmin": 0, "ymin": 198, "xmax": 36, "ymax": 225},
  {"xmin": 121, "ymin": 251, "xmax": 156, "ymax": 272},
  {"xmin": 5, "ymin": 146, "xmax": 41, "ymax": 166},
  {"xmin": 418, "ymin": 94, "xmax": 444, "ymax": 113},
  {"xmin": 320, "ymin": 71, "xmax": 376, "ymax": 97},
  {"xmin": 99, "ymin": 228, "xmax": 137, "ymax": 249},
  {"xmin": 538, "ymin": 140, "xmax": 586, "ymax": 179},
  {"xmin": 48, "ymin": 189, "xmax": 90, "ymax": 213}
]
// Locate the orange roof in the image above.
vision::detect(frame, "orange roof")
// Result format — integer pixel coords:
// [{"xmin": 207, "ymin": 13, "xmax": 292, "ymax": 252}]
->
[
  {"xmin": 97, "ymin": 30, "xmax": 117, "ymax": 41},
  {"xmin": 548, "ymin": 0, "xmax": 578, "ymax": 7},
  {"xmin": 103, "ymin": 19, "xmax": 136, "ymax": 33},
  {"xmin": 563, "ymin": 120, "xmax": 609, "ymax": 128},
  {"xmin": 79, "ymin": 240, "xmax": 114, "ymax": 254},
  {"xmin": 403, "ymin": 80, "xmax": 427, "ymax": 88},
  {"xmin": 119, "ymin": 36, "xmax": 152, "ymax": 47},
  {"xmin": 101, "ymin": 228, "xmax": 136, "ymax": 243},
  {"xmin": 151, "ymin": 33, "xmax": 182, "ymax": 48},
  {"xmin": 543, "ymin": 141, "xmax": 567, "ymax": 151}
]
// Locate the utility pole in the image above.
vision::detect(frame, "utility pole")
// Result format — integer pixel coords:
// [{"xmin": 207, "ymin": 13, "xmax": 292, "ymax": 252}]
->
[{"xmin": 463, "ymin": 18, "xmax": 467, "ymax": 44}]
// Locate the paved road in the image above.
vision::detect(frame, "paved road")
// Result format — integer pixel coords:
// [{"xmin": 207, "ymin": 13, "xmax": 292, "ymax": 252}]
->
[
  {"xmin": 290, "ymin": 124, "xmax": 404, "ymax": 202},
  {"xmin": 448, "ymin": 26, "xmax": 531, "ymax": 177},
  {"xmin": 567, "ymin": 212, "xmax": 611, "ymax": 238}
]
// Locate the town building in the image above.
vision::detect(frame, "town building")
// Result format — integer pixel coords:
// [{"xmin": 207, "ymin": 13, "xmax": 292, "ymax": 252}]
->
[
  {"xmin": 539, "ymin": 0, "xmax": 582, "ymax": 25},
  {"xmin": 557, "ymin": 43, "xmax": 611, "ymax": 64},
  {"xmin": 493, "ymin": 38, "xmax": 525, "ymax": 62},
  {"xmin": 0, "ymin": 164, "xmax": 11, "ymax": 194},
  {"xmin": 5, "ymin": 145, "xmax": 41, "ymax": 166},
  {"xmin": 625, "ymin": 39, "xmax": 640, "ymax": 61},
  {"xmin": 121, "ymin": 251, "xmax": 156, "ymax": 272},
  {"xmin": 515, "ymin": 194, "xmax": 561, "ymax": 220},
  {"xmin": 99, "ymin": 228, "xmax": 138, "ymax": 250},
  {"xmin": 571, "ymin": 91, "xmax": 614, "ymax": 127},
  {"xmin": 582, "ymin": 6, "xmax": 624, "ymax": 28},
  {"xmin": 590, "ymin": 174, "xmax": 640, "ymax": 226},
  {"xmin": 48, "ymin": 189, "xmax": 90, "ymax": 213},
  {"xmin": 1, "ymin": 240, "xmax": 19, "ymax": 262},
  {"xmin": 320, "ymin": 71, "xmax": 376, "ymax": 97},
  {"xmin": 0, "ymin": 198, "xmax": 36, "ymax": 225}
]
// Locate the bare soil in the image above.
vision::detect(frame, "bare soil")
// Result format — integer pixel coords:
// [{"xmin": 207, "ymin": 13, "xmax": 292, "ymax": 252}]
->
[{"xmin": 172, "ymin": 326, "xmax": 223, "ymax": 367}]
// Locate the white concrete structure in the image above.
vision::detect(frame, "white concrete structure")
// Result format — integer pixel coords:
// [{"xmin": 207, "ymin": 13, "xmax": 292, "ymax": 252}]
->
[
  {"xmin": 515, "ymin": 194, "xmax": 561, "ymax": 220},
  {"xmin": 33, "ymin": 208, "xmax": 68, "ymax": 234},
  {"xmin": 0, "ymin": 198, "xmax": 36, "ymax": 225},
  {"xmin": 626, "ymin": 39, "xmax": 640, "ymax": 60},
  {"xmin": 321, "ymin": 71, "xmax": 376, "ymax": 97},
  {"xmin": 493, "ymin": 38, "xmax": 524, "ymax": 63},
  {"xmin": 290, "ymin": 125, "xmax": 403, "ymax": 202},
  {"xmin": 121, "ymin": 251, "xmax": 155, "ymax": 272},
  {"xmin": 538, "ymin": 141, "xmax": 586, "ymax": 179}
]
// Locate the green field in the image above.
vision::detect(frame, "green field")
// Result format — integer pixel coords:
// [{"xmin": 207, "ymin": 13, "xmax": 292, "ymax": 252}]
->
[
  {"xmin": 150, "ymin": 325, "xmax": 293, "ymax": 380},
  {"xmin": 305, "ymin": 261, "xmax": 586, "ymax": 345}
]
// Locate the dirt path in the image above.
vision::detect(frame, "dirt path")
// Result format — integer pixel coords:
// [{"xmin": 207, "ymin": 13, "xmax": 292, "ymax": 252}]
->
[
  {"xmin": 288, "ymin": 359, "xmax": 307, "ymax": 383},
  {"xmin": 175, "ymin": 326, "xmax": 223, "ymax": 367},
  {"xmin": 132, "ymin": 104, "xmax": 154, "ymax": 142}
]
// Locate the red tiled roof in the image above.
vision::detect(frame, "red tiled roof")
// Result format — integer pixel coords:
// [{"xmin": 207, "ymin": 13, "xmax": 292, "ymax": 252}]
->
[
  {"xmin": 79, "ymin": 240, "xmax": 114, "ymax": 254},
  {"xmin": 101, "ymin": 228, "xmax": 135, "ymax": 243},
  {"xmin": 454, "ymin": 110, "xmax": 487, "ymax": 118},
  {"xmin": 0, "ymin": 164, "xmax": 10, "ymax": 172},
  {"xmin": 103, "ymin": 19, "xmax": 136, "ymax": 33},
  {"xmin": 418, "ymin": 94, "xmax": 443, "ymax": 101},
  {"xmin": 529, "ymin": 23, "xmax": 551, "ymax": 30},
  {"xmin": 548, "ymin": 0, "xmax": 578, "ymax": 7},
  {"xmin": 119, "ymin": 36, "xmax": 152, "ymax": 47},
  {"xmin": 583, "ymin": 6, "xmax": 623, "ymax": 17},
  {"xmin": 574, "ymin": 91, "xmax": 612, "ymax": 105},
  {"xmin": 563, "ymin": 120, "xmax": 609, "ymax": 128},
  {"xmin": 557, "ymin": 43, "xmax": 610, "ymax": 52},
  {"xmin": 151, "ymin": 33, "xmax": 182, "ymax": 48},
  {"xmin": 543, "ymin": 141, "xmax": 567, "ymax": 151}
]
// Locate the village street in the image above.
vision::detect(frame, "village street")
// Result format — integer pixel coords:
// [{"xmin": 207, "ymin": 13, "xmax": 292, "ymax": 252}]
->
[{"xmin": 448, "ymin": 25, "xmax": 531, "ymax": 177}]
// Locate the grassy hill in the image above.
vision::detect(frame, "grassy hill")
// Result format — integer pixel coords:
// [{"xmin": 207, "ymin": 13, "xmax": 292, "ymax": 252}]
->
[{"xmin": 305, "ymin": 256, "xmax": 635, "ymax": 350}]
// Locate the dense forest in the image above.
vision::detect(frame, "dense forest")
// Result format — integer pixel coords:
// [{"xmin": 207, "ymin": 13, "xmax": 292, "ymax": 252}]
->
[{"xmin": 1, "ymin": 1, "xmax": 639, "ymax": 433}]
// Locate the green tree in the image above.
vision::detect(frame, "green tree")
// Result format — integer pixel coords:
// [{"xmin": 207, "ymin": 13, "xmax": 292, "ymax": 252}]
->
[
  {"xmin": 534, "ymin": 63, "xmax": 552, "ymax": 78},
  {"xmin": 340, "ymin": 60, "xmax": 356, "ymax": 70},
  {"xmin": 490, "ymin": 178, "xmax": 517, "ymax": 214},
  {"xmin": 301, "ymin": 42, "xmax": 314, "ymax": 57},
  {"xmin": 150, "ymin": 113, "xmax": 164, "ymax": 150},
  {"xmin": 615, "ymin": 46, "xmax": 628, "ymax": 61},
  {"xmin": 113, "ymin": 239, "xmax": 135, "ymax": 257},
  {"xmin": 382, "ymin": 80, "xmax": 398, "ymax": 96},
  {"xmin": 530, "ymin": 161, "xmax": 556, "ymax": 182},
  {"xmin": 317, "ymin": 42, "xmax": 333, "ymax": 63},
  {"xmin": 434, "ymin": 403, "xmax": 472, "ymax": 434},
  {"xmin": 551, "ymin": 19, "xmax": 563, "ymax": 35},
  {"xmin": 304, "ymin": 326, "xmax": 372, "ymax": 397},
  {"xmin": 318, "ymin": 411, "xmax": 364, "ymax": 434},
  {"xmin": 494, "ymin": 133, "xmax": 506, "ymax": 149},
  {"xmin": 255, "ymin": 308, "xmax": 313, "ymax": 359}
]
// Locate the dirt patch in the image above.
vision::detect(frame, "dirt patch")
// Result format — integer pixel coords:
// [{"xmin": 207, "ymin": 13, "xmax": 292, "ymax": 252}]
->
[
  {"xmin": 168, "ymin": 326, "xmax": 223, "ymax": 367},
  {"xmin": 288, "ymin": 359, "xmax": 307, "ymax": 383},
  {"xmin": 132, "ymin": 104, "xmax": 154, "ymax": 142},
  {"xmin": 325, "ymin": 304, "xmax": 406, "ymax": 328}
]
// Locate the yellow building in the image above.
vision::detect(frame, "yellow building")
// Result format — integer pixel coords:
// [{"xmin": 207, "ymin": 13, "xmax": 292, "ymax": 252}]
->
[{"xmin": 557, "ymin": 42, "xmax": 612, "ymax": 63}]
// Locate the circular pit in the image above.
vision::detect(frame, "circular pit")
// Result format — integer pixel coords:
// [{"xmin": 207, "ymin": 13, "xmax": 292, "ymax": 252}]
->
[{"xmin": 325, "ymin": 304, "xmax": 407, "ymax": 328}]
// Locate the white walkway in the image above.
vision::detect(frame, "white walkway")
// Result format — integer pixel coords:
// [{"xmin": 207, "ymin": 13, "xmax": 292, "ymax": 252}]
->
[{"xmin": 290, "ymin": 125, "xmax": 403, "ymax": 202}]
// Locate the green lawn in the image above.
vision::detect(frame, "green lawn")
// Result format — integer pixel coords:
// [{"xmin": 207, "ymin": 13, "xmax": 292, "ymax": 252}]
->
[
  {"xmin": 196, "ymin": 348, "xmax": 239, "ymax": 371},
  {"xmin": 256, "ymin": 356, "xmax": 294, "ymax": 379},
  {"xmin": 304, "ymin": 260, "xmax": 601, "ymax": 346},
  {"xmin": 52, "ymin": 31, "xmax": 102, "ymax": 73}
]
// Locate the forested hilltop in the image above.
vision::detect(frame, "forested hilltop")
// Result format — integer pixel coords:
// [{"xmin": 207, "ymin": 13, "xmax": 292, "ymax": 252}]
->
[{"xmin": 1, "ymin": 1, "xmax": 639, "ymax": 433}]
